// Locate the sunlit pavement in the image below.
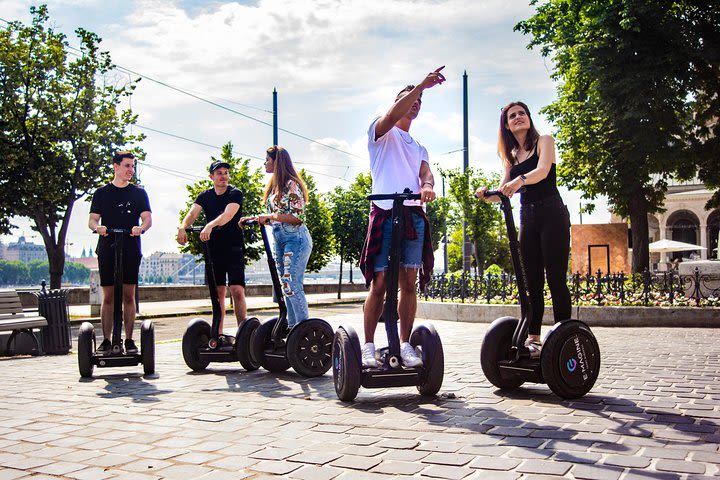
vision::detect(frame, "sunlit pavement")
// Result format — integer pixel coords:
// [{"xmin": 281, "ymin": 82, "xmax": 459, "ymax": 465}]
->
[{"xmin": 1, "ymin": 303, "xmax": 718, "ymax": 479}]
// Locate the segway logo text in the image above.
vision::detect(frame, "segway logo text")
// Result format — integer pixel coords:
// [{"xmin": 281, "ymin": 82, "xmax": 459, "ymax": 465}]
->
[{"xmin": 573, "ymin": 336, "xmax": 589, "ymax": 381}]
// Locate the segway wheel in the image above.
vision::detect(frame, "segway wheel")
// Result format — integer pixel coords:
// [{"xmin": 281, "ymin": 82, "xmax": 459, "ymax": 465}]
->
[
  {"xmin": 182, "ymin": 318, "xmax": 211, "ymax": 372},
  {"xmin": 140, "ymin": 320, "xmax": 155, "ymax": 375},
  {"xmin": 541, "ymin": 320, "xmax": 600, "ymax": 399},
  {"xmin": 410, "ymin": 324, "xmax": 444, "ymax": 397},
  {"xmin": 251, "ymin": 317, "xmax": 291, "ymax": 373},
  {"xmin": 236, "ymin": 317, "xmax": 261, "ymax": 371},
  {"xmin": 332, "ymin": 326, "xmax": 361, "ymax": 402},
  {"xmin": 78, "ymin": 322, "xmax": 95, "ymax": 378},
  {"xmin": 287, "ymin": 319, "xmax": 334, "ymax": 377},
  {"xmin": 480, "ymin": 316, "xmax": 525, "ymax": 390}
]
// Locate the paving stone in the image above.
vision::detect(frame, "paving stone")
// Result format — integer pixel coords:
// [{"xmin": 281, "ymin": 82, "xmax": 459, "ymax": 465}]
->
[
  {"xmin": 420, "ymin": 464, "xmax": 475, "ymax": 479},
  {"xmin": 421, "ymin": 452, "xmax": 474, "ymax": 466},
  {"xmin": 32, "ymin": 461, "xmax": 87, "ymax": 476},
  {"xmin": 330, "ymin": 454, "xmax": 382, "ymax": 471},
  {"xmin": 288, "ymin": 450, "xmax": 342, "ymax": 465},
  {"xmin": 371, "ymin": 460, "xmax": 424, "ymax": 475},
  {"xmin": 656, "ymin": 459, "xmax": 707, "ymax": 474},
  {"xmin": 516, "ymin": 459, "xmax": 572, "ymax": 476},
  {"xmin": 288, "ymin": 464, "xmax": 343, "ymax": 480},
  {"xmin": 571, "ymin": 464, "xmax": 624, "ymax": 480},
  {"xmin": 602, "ymin": 454, "xmax": 651, "ymax": 468},
  {"xmin": 467, "ymin": 456, "xmax": 521, "ymax": 471}
]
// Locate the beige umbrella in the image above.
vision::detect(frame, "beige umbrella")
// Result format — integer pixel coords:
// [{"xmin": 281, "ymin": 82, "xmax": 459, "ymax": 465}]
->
[{"xmin": 648, "ymin": 238, "xmax": 706, "ymax": 253}]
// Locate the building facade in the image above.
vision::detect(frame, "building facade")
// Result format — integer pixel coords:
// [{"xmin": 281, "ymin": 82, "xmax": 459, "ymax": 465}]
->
[{"xmin": 611, "ymin": 180, "xmax": 720, "ymax": 265}]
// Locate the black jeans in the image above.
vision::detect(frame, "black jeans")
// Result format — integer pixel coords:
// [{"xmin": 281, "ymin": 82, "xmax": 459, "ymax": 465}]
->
[{"xmin": 519, "ymin": 195, "xmax": 572, "ymax": 335}]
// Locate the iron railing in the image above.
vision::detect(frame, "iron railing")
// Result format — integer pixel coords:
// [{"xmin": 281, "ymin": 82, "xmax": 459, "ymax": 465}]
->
[{"xmin": 422, "ymin": 268, "xmax": 720, "ymax": 307}]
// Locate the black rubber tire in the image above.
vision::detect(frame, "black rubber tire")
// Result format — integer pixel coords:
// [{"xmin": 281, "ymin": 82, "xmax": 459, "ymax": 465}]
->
[
  {"xmin": 332, "ymin": 327, "xmax": 361, "ymax": 401},
  {"xmin": 141, "ymin": 320, "xmax": 155, "ymax": 375},
  {"xmin": 182, "ymin": 318, "xmax": 211, "ymax": 372},
  {"xmin": 480, "ymin": 316, "xmax": 525, "ymax": 390},
  {"xmin": 236, "ymin": 317, "xmax": 261, "ymax": 371},
  {"xmin": 287, "ymin": 319, "xmax": 334, "ymax": 377},
  {"xmin": 78, "ymin": 322, "xmax": 95, "ymax": 378},
  {"xmin": 251, "ymin": 317, "xmax": 291, "ymax": 373},
  {"xmin": 410, "ymin": 324, "xmax": 444, "ymax": 397},
  {"xmin": 541, "ymin": 320, "xmax": 601, "ymax": 399}
]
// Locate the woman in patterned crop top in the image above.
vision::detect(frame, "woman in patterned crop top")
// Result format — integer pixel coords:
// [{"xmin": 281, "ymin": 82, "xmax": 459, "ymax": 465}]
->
[
  {"xmin": 240, "ymin": 146, "xmax": 313, "ymax": 328},
  {"xmin": 475, "ymin": 101, "xmax": 571, "ymax": 359}
]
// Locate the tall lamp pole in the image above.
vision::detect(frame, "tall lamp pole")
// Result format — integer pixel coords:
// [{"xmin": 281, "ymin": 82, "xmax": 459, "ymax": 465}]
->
[
  {"xmin": 462, "ymin": 71, "xmax": 472, "ymax": 273},
  {"xmin": 273, "ymin": 88, "xmax": 278, "ymax": 146}
]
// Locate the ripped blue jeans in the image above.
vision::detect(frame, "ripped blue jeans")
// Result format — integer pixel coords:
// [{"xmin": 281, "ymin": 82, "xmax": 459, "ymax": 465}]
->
[{"xmin": 271, "ymin": 223, "xmax": 312, "ymax": 328}]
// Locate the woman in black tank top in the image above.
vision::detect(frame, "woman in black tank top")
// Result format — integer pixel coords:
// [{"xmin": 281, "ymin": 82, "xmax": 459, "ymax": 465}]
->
[{"xmin": 475, "ymin": 101, "xmax": 571, "ymax": 358}]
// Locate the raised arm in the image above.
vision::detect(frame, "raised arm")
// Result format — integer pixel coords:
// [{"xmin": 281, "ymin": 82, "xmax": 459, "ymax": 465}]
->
[{"xmin": 374, "ymin": 66, "xmax": 446, "ymax": 140}]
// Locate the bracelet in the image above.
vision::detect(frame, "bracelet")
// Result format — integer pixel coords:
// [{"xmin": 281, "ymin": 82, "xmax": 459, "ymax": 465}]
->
[
  {"xmin": 520, "ymin": 174, "xmax": 527, "ymax": 184},
  {"xmin": 422, "ymin": 181, "xmax": 434, "ymax": 188}
]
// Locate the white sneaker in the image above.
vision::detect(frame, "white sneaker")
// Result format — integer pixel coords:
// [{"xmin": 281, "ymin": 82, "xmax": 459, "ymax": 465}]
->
[
  {"xmin": 361, "ymin": 342, "xmax": 378, "ymax": 368},
  {"xmin": 400, "ymin": 342, "xmax": 423, "ymax": 368},
  {"xmin": 524, "ymin": 338, "xmax": 542, "ymax": 359}
]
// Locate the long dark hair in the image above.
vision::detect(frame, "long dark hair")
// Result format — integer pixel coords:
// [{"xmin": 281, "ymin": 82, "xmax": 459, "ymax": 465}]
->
[
  {"xmin": 262, "ymin": 145, "xmax": 308, "ymax": 203},
  {"xmin": 498, "ymin": 101, "xmax": 540, "ymax": 168}
]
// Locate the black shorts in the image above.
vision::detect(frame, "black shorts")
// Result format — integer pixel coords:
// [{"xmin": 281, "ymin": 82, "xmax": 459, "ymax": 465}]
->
[
  {"xmin": 98, "ymin": 250, "xmax": 142, "ymax": 287},
  {"xmin": 210, "ymin": 246, "xmax": 245, "ymax": 287}
]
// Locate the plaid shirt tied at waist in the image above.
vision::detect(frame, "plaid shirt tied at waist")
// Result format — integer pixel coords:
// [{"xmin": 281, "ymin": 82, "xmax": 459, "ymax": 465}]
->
[{"xmin": 359, "ymin": 204, "xmax": 434, "ymax": 291}]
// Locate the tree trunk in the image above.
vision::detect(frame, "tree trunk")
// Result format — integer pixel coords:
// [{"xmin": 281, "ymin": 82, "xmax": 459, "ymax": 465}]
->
[
  {"xmin": 47, "ymin": 242, "xmax": 65, "ymax": 290},
  {"xmin": 337, "ymin": 245, "xmax": 344, "ymax": 300},
  {"xmin": 629, "ymin": 194, "xmax": 650, "ymax": 273}
]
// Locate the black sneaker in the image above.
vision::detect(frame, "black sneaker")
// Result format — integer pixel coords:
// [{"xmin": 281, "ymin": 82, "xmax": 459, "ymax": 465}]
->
[
  {"xmin": 124, "ymin": 338, "xmax": 138, "ymax": 355},
  {"xmin": 96, "ymin": 338, "xmax": 112, "ymax": 355}
]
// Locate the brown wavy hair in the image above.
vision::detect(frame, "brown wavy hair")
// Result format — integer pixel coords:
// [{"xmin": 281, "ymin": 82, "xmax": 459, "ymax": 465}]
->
[
  {"xmin": 498, "ymin": 101, "xmax": 540, "ymax": 168},
  {"xmin": 262, "ymin": 145, "xmax": 309, "ymax": 204}
]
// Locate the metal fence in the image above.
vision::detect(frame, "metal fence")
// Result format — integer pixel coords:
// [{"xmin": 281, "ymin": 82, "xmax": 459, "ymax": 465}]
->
[{"xmin": 422, "ymin": 267, "xmax": 720, "ymax": 307}]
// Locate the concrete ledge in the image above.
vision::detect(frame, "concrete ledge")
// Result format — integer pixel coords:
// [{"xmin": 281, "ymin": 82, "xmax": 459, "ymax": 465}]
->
[
  {"xmin": 416, "ymin": 301, "xmax": 720, "ymax": 328},
  {"xmin": 16, "ymin": 283, "xmax": 367, "ymax": 307}
]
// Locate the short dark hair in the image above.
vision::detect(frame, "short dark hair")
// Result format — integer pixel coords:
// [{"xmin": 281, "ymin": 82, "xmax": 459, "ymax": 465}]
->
[
  {"xmin": 113, "ymin": 151, "xmax": 134, "ymax": 164},
  {"xmin": 396, "ymin": 85, "xmax": 422, "ymax": 101}
]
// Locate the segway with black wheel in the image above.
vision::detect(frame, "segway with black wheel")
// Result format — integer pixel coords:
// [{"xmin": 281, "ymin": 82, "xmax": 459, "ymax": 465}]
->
[
  {"xmin": 181, "ymin": 227, "xmax": 260, "ymax": 372},
  {"xmin": 78, "ymin": 229, "xmax": 155, "ymax": 377},
  {"xmin": 479, "ymin": 190, "xmax": 600, "ymax": 399},
  {"xmin": 332, "ymin": 189, "xmax": 444, "ymax": 402},
  {"xmin": 244, "ymin": 219, "xmax": 334, "ymax": 377}
]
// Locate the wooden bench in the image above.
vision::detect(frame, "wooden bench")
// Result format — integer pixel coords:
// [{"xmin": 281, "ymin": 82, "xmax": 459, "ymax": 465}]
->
[{"xmin": 0, "ymin": 289, "xmax": 47, "ymax": 356}]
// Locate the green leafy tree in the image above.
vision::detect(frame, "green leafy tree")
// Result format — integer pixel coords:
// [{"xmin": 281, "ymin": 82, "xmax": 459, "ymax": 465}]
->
[
  {"xmin": 0, "ymin": 6, "xmax": 143, "ymax": 288},
  {"xmin": 327, "ymin": 172, "xmax": 371, "ymax": 295},
  {"xmin": 298, "ymin": 169, "xmax": 334, "ymax": 273},
  {"xmin": 0, "ymin": 260, "xmax": 30, "ymax": 286},
  {"xmin": 178, "ymin": 142, "xmax": 264, "ymax": 263},
  {"xmin": 516, "ymin": 0, "xmax": 720, "ymax": 272},
  {"xmin": 426, "ymin": 193, "xmax": 451, "ymax": 268},
  {"xmin": 442, "ymin": 167, "xmax": 508, "ymax": 275}
]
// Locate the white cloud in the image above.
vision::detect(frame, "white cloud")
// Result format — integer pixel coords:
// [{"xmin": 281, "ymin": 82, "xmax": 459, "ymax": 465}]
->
[{"xmin": 0, "ymin": 0, "xmax": 610, "ymax": 257}]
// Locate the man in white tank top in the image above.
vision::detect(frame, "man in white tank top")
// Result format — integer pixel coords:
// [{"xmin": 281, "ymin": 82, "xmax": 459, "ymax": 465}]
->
[{"xmin": 360, "ymin": 66, "xmax": 445, "ymax": 368}]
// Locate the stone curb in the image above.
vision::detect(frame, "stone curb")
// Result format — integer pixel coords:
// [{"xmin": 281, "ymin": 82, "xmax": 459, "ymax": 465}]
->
[{"xmin": 416, "ymin": 301, "xmax": 720, "ymax": 328}]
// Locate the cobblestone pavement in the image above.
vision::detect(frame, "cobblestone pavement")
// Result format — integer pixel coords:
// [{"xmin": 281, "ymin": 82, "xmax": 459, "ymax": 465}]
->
[{"xmin": 1, "ymin": 304, "xmax": 719, "ymax": 479}]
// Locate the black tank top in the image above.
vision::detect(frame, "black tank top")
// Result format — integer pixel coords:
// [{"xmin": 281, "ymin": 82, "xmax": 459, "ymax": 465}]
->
[{"xmin": 509, "ymin": 149, "xmax": 560, "ymax": 204}]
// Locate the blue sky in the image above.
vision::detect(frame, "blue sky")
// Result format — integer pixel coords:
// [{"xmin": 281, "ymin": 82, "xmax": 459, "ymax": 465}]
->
[{"xmin": 1, "ymin": 0, "xmax": 610, "ymax": 256}]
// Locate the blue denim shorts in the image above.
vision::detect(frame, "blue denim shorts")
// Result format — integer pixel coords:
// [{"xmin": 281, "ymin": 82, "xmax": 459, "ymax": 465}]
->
[{"xmin": 373, "ymin": 212, "xmax": 425, "ymax": 272}]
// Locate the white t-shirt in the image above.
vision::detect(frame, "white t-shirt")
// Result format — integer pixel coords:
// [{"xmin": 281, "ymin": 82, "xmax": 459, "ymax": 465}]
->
[{"xmin": 367, "ymin": 116, "xmax": 430, "ymax": 210}]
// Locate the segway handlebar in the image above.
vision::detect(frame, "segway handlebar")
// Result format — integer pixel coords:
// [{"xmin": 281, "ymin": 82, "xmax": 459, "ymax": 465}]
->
[
  {"xmin": 477, "ymin": 186, "xmax": 526, "ymax": 201},
  {"xmin": 367, "ymin": 191, "xmax": 422, "ymax": 201},
  {"xmin": 93, "ymin": 228, "xmax": 143, "ymax": 234},
  {"xmin": 184, "ymin": 226, "xmax": 222, "ymax": 233},
  {"xmin": 240, "ymin": 219, "xmax": 261, "ymax": 227}
]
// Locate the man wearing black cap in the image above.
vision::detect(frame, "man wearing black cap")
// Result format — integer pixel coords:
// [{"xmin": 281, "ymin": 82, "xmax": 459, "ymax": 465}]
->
[{"xmin": 177, "ymin": 160, "xmax": 247, "ymax": 338}]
